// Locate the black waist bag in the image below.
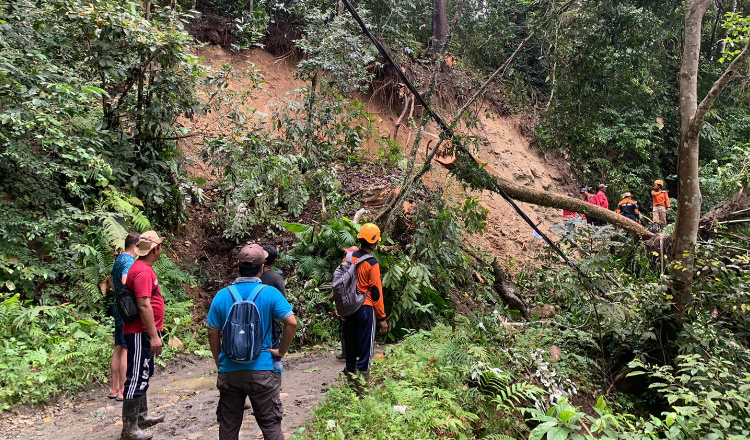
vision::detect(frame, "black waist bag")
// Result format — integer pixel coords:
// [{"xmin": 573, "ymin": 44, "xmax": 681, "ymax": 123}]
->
[{"xmin": 117, "ymin": 286, "xmax": 140, "ymax": 323}]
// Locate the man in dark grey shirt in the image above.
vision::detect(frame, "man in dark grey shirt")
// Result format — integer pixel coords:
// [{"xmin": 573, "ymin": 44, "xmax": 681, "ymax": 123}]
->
[
  {"xmin": 260, "ymin": 245, "xmax": 286, "ymax": 297},
  {"xmin": 262, "ymin": 245, "xmax": 287, "ymax": 357}
]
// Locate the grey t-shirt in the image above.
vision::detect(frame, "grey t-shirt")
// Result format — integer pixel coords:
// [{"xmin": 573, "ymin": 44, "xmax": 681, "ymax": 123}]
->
[{"xmin": 261, "ymin": 269, "xmax": 286, "ymax": 297}]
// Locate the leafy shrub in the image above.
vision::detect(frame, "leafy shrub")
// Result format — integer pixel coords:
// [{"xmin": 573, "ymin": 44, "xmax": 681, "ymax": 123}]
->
[{"xmin": 0, "ymin": 254, "xmax": 197, "ymax": 411}]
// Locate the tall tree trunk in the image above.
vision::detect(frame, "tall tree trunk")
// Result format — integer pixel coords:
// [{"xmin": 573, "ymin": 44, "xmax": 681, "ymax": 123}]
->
[
  {"xmin": 430, "ymin": 0, "xmax": 448, "ymax": 55},
  {"xmin": 673, "ymin": 0, "xmax": 750, "ymax": 322},
  {"xmin": 673, "ymin": 0, "xmax": 709, "ymax": 322}
]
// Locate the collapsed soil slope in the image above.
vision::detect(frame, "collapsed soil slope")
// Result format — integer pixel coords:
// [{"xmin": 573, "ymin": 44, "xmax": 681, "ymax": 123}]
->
[{"xmin": 181, "ymin": 45, "xmax": 576, "ymax": 265}]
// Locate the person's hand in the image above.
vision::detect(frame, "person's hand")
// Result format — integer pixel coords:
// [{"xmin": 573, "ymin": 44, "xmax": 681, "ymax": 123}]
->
[
  {"xmin": 267, "ymin": 348, "xmax": 283, "ymax": 358},
  {"xmin": 333, "ymin": 309, "xmax": 340, "ymax": 318},
  {"xmin": 378, "ymin": 320, "xmax": 388, "ymax": 334},
  {"xmin": 151, "ymin": 335, "xmax": 163, "ymax": 358}
]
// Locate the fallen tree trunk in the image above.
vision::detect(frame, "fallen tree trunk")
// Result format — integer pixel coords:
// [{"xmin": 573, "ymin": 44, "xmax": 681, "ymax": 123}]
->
[
  {"xmin": 439, "ymin": 157, "xmax": 657, "ymax": 240},
  {"xmin": 699, "ymin": 189, "xmax": 750, "ymax": 231}
]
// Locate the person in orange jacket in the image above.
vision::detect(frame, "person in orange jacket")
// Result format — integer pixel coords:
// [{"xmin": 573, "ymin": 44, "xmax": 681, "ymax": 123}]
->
[
  {"xmin": 616, "ymin": 192, "xmax": 641, "ymax": 222},
  {"xmin": 340, "ymin": 223, "xmax": 387, "ymax": 377},
  {"xmin": 651, "ymin": 180, "xmax": 671, "ymax": 227}
]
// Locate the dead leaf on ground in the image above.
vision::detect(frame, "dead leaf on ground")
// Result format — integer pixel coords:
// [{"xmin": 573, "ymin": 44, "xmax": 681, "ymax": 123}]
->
[{"xmin": 550, "ymin": 345, "xmax": 562, "ymax": 362}]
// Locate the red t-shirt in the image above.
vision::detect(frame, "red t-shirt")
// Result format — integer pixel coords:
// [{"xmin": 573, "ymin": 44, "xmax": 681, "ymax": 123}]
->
[
  {"xmin": 123, "ymin": 260, "xmax": 165, "ymax": 334},
  {"xmin": 595, "ymin": 191, "xmax": 609, "ymax": 210}
]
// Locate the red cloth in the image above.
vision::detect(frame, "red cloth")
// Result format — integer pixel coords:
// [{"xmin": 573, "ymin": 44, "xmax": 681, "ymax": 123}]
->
[
  {"xmin": 595, "ymin": 191, "xmax": 609, "ymax": 210},
  {"xmin": 563, "ymin": 210, "xmax": 577, "ymax": 218},
  {"xmin": 123, "ymin": 260, "xmax": 165, "ymax": 334}
]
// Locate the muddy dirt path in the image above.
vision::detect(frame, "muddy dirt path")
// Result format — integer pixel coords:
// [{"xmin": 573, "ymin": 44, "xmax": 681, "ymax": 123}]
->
[{"xmin": 0, "ymin": 350, "xmax": 343, "ymax": 440}]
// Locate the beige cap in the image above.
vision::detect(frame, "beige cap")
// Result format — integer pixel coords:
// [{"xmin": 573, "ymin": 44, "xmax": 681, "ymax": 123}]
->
[
  {"xmin": 622, "ymin": 192, "xmax": 632, "ymax": 198},
  {"xmin": 238, "ymin": 244, "xmax": 268, "ymax": 266},
  {"xmin": 135, "ymin": 231, "xmax": 165, "ymax": 257}
]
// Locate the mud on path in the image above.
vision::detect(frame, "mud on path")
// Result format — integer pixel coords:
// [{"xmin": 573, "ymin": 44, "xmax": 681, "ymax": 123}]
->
[{"xmin": 0, "ymin": 350, "xmax": 344, "ymax": 440}]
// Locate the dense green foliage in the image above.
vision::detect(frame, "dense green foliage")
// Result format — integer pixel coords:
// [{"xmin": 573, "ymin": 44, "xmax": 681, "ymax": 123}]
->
[
  {"xmin": 280, "ymin": 194, "xmax": 492, "ymax": 346},
  {"xmin": 296, "ymin": 221, "xmax": 750, "ymax": 439},
  {"xmin": 0, "ymin": 256, "xmax": 198, "ymax": 410},
  {"xmin": 3, "ymin": 0, "xmax": 750, "ymax": 434},
  {"xmin": 0, "ymin": 0, "xmax": 215, "ymax": 409}
]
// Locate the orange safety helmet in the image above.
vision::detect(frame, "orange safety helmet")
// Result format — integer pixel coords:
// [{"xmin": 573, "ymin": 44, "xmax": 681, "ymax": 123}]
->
[
  {"xmin": 654, "ymin": 179, "xmax": 664, "ymax": 186},
  {"xmin": 357, "ymin": 223, "xmax": 381, "ymax": 244}
]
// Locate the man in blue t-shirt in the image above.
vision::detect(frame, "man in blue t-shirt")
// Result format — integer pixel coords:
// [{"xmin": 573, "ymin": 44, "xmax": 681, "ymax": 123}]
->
[
  {"xmin": 207, "ymin": 244, "xmax": 297, "ymax": 440},
  {"xmin": 108, "ymin": 232, "xmax": 140, "ymax": 401}
]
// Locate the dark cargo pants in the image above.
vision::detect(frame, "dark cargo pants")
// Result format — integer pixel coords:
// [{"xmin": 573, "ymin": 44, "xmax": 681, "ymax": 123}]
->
[
  {"xmin": 343, "ymin": 305, "xmax": 376, "ymax": 372},
  {"xmin": 217, "ymin": 370, "xmax": 283, "ymax": 440}
]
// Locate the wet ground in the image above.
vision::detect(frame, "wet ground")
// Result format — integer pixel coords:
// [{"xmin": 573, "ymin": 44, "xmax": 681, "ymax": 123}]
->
[{"xmin": 0, "ymin": 350, "xmax": 344, "ymax": 440}]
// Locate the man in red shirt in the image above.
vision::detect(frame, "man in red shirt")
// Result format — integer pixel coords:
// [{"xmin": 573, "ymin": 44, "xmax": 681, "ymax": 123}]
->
[
  {"xmin": 595, "ymin": 184, "xmax": 609, "ymax": 210},
  {"xmin": 581, "ymin": 187, "xmax": 597, "ymax": 225},
  {"xmin": 121, "ymin": 230, "xmax": 166, "ymax": 440}
]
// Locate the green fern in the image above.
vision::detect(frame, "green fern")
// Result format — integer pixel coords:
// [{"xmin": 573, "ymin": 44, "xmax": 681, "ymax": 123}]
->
[
  {"xmin": 131, "ymin": 210, "xmax": 152, "ymax": 232},
  {"xmin": 492, "ymin": 382, "xmax": 544, "ymax": 412}
]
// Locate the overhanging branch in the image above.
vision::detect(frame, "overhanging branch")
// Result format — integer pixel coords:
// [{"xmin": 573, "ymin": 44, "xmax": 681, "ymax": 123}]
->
[{"xmin": 692, "ymin": 37, "xmax": 750, "ymax": 133}]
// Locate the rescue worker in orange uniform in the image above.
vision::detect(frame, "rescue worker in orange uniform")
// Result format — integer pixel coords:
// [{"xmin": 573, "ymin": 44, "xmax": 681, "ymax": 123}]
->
[
  {"xmin": 616, "ymin": 192, "xmax": 641, "ymax": 222},
  {"xmin": 651, "ymin": 180, "xmax": 671, "ymax": 228},
  {"xmin": 341, "ymin": 223, "xmax": 387, "ymax": 378}
]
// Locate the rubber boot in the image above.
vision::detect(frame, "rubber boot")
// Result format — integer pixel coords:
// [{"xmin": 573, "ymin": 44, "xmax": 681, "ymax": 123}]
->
[
  {"xmin": 138, "ymin": 395, "xmax": 165, "ymax": 428},
  {"xmin": 121, "ymin": 399, "xmax": 152, "ymax": 440},
  {"xmin": 336, "ymin": 339, "xmax": 346, "ymax": 361}
]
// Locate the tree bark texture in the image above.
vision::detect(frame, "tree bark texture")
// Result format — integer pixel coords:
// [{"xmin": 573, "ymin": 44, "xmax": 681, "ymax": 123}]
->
[
  {"xmin": 673, "ymin": 0, "xmax": 750, "ymax": 321},
  {"xmin": 430, "ymin": 0, "xmax": 448, "ymax": 55},
  {"xmin": 673, "ymin": 0, "xmax": 710, "ymax": 320}
]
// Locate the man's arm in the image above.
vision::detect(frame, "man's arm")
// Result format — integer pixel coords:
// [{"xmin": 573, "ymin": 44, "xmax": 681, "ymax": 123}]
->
[
  {"xmin": 267, "ymin": 314, "xmax": 297, "ymax": 358},
  {"xmin": 136, "ymin": 296, "xmax": 162, "ymax": 358},
  {"xmin": 208, "ymin": 329, "xmax": 221, "ymax": 369}
]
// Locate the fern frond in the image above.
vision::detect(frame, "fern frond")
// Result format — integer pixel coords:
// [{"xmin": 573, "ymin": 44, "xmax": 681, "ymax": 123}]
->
[
  {"xmin": 100, "ymin": 214, "xmax": 127, "ymax": 249},
  {"xmin": 492, "ymin": 381, "xmax": 544, "ymax": 411},
  {"xmin": 127, "ymin": 196, "xmax": 144, "ymax": 208},
  {"xmin": 131, "ymin": 210, "xmax": 152, "ymax": 232},
  {"xmin": 481, "ymin": 434, "xmax": 516, "ymax": 440}
]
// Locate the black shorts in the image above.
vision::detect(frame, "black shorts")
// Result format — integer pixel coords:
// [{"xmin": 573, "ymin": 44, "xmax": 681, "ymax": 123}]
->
[{"xmin": 123, "ymin": 333, "xmax": 155, "ymax": 399}]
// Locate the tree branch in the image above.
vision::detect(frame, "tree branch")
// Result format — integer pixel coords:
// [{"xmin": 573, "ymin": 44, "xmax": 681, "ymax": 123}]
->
[{"xmin": 692, "ymin": 36, "xmax": 750, "ymax": 133}]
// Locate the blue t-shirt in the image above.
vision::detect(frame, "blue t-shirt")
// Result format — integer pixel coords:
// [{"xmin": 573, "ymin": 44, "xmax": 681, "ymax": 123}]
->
[
  {"xmin": 206, "ymin": 278, "xmax": 294, "ymax": 372},
  {"xmin": 111, "ymin": 253, "xmax": 136, "ymax": 324}
]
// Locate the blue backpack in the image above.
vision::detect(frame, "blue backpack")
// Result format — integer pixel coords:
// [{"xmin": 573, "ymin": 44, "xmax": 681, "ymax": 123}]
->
[{"xmin": 222, "ymin": 284, "xmax": 268, "ymax": 362}]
